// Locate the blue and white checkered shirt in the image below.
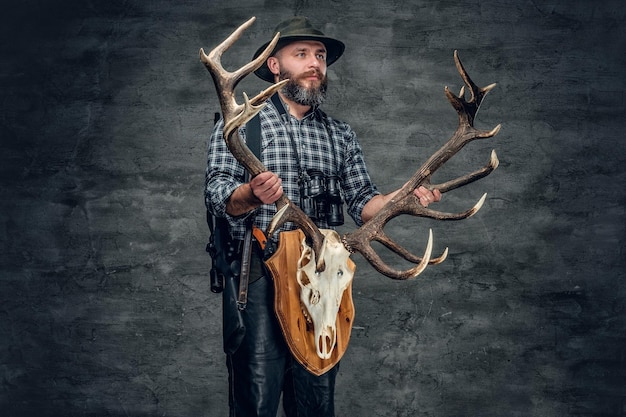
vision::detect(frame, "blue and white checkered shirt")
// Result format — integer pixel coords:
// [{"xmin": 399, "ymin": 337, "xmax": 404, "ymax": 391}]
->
[{"xmin": 205, "ymin": 96, "xmax": 380, "ymax": 241}]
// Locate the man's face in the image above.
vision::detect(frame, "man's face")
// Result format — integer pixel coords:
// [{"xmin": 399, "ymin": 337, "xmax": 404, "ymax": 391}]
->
[{"xmin": 268, "ymin": 40, "xmax": 328, "ymax": 107}]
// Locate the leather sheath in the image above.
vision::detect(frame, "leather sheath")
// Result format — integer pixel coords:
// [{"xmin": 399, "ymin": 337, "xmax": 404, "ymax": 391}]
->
[{"xmin": 237, "ymin": 222, "xmax": 253, "ymax": 310}]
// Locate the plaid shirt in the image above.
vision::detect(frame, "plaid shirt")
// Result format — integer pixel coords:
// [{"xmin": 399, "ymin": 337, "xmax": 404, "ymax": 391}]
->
[{"xmin": 205, "ymin": 97, "xmax": 380, "ymax": 241}]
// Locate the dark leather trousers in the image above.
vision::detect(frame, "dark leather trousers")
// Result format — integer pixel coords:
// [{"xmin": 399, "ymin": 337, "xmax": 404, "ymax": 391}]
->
[{"xmin": 226, "ymin": 273, "xmax": 339, "ymax": 417}]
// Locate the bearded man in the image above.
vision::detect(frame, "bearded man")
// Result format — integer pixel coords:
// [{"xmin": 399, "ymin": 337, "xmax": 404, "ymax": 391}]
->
[{"xmin": 204, "ymin": 16, "xmax": 440, "ymax": 417}]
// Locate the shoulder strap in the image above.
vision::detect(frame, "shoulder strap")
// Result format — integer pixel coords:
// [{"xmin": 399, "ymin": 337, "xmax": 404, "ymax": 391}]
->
[{"xmin": 247, "ymin": 113, "xmax": 262, "ymax": 160}]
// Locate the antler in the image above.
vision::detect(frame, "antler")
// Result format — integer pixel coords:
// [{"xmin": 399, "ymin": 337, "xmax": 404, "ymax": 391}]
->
[
  {"xmin": 341, "ymin": 50, "xmax": 501, "ymax": 280},
  {"xmin": 200, "ymin": 17, "xmax": 328, "ymax": 270}
]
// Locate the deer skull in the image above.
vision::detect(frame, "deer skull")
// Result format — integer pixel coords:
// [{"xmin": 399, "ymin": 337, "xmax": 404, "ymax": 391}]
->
[{"xmin": 297, "ymin": 229, "xmax": 354, "ymax": 359}]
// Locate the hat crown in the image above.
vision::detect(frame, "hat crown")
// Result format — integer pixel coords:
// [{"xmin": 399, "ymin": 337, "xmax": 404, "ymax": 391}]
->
[{"xmin": 275, "ymin": 16, "xmax": 325, "ymax": 37}]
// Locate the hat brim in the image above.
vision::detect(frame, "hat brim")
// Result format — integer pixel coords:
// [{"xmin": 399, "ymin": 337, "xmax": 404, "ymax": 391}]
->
[{"xmin": 253, "ymin": 35, "xmax": 345, "ymax": 83}]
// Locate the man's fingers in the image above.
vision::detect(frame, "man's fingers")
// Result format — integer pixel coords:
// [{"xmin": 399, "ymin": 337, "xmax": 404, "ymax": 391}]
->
[
  {"xmin": 415, "ymin": 185, "xmax": 441, "ymax": 207},
  {"xmin": 250, "ymin": 172, "xmax": 282, "ymax": 204}
]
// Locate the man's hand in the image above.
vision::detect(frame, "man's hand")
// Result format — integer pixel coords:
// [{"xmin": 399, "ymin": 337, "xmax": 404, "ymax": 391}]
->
[
  {"xmin": 226, "ymin": 171, "xmax": 283, "ymax": 217},
  {"xmin": 250, "ymin": 171, "xmax": 283, "ymax": 205},
  {"xmin": 414, "ymin": 185, "xmax": 441, "ymax": 207}
]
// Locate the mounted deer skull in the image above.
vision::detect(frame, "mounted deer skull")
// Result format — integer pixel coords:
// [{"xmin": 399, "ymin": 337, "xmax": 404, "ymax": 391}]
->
[
  {"xmin": 297, "ymin": 229, "xmax": 353, "ymax": 360},
  {"xmin": 200, "ymin": 17, "xmax": 500, "ymax": 366}
]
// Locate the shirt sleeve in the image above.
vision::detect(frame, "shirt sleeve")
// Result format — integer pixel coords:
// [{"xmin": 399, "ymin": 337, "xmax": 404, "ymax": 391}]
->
[
  {"xmin": 337, "ymin": 123, "xmax": 380, "ymax": 226},
  {"xmin": 204, "ymin": 119, "xmax": 247, "ymax": 223}
]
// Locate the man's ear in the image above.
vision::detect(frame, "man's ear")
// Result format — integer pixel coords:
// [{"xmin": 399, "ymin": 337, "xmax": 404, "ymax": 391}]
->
[{"xmin": 267, "ymin": 56, "xmax": 280, "ymax": 76}]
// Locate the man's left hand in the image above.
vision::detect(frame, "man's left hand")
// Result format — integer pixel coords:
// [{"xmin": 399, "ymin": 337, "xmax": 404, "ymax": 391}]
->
[{"xmin": 414, "ymin": 186, "xmax": 441, "ymax": 207}]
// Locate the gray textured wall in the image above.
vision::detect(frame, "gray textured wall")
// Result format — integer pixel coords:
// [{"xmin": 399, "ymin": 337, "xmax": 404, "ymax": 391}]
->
[{"xmin": 1, "ymin": 0, "xmax": 624, "ymax": 416}]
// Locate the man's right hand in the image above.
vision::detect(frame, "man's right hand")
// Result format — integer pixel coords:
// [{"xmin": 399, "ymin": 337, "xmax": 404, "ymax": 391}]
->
[
  {"xmin": 250, "ymin": 171, "xmax": 283, "ymax": 205},
  {"xmin": 226, "ymin": 171, "xmax": 283, "ymax": 217}
]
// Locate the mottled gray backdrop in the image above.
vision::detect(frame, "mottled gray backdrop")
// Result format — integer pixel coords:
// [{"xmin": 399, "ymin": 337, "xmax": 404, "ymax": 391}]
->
[{"xmin": 1, "ymin": 0, "xmax": 624, "ymax": 416}]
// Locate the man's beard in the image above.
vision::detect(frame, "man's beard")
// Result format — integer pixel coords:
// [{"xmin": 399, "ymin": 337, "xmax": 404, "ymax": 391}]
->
[{"xmin": 279, "ymin": 70, "xmax": 328, "ymax": 108}]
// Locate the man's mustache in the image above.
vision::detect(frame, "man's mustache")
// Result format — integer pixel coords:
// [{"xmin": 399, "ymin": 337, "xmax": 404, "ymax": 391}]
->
[
  {"xmin": 297, "ymin": 70, "xmax": 324, "ymax": 80},
  {"xmin": 279, "ymin": 70, "xmax": 326, "ymax": 83}
]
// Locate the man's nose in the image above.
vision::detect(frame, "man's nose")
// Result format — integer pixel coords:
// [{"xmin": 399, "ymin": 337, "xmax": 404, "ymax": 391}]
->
[{"xmin": 307, "ymin": 54, "xmax": 322, "ymax": 69}]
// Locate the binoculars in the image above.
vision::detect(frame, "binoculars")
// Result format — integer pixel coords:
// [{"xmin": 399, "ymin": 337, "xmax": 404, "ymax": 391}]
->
[{"xmin": 299, "ymin": 170, "xmax": 344, "ymax": 226}]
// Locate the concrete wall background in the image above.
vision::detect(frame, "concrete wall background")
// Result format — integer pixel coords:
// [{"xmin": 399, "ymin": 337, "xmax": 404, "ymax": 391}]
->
[{"xmin": 1, "ymin": 0, "xmax": 624, "ymax": 416}]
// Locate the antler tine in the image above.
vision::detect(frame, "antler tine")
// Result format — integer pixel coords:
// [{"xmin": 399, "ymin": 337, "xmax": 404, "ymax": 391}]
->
[
  {"xmin": 401, "ymin": 192, "xmax": 487, "ymax": 220},
  {"xmin": 345, "ymin": 230, "xmax": 435, "ymax": 280},
  {"xmin": 341, "ymin": 51, "xmax": 500, "ymax": 280},
  {"xmin": 431, "ymin": 149, "xmax": 499, "ymax": 193},
  {"xmin": 376, "ymin": 231, "xmax": 449, "ymax": 266}
]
